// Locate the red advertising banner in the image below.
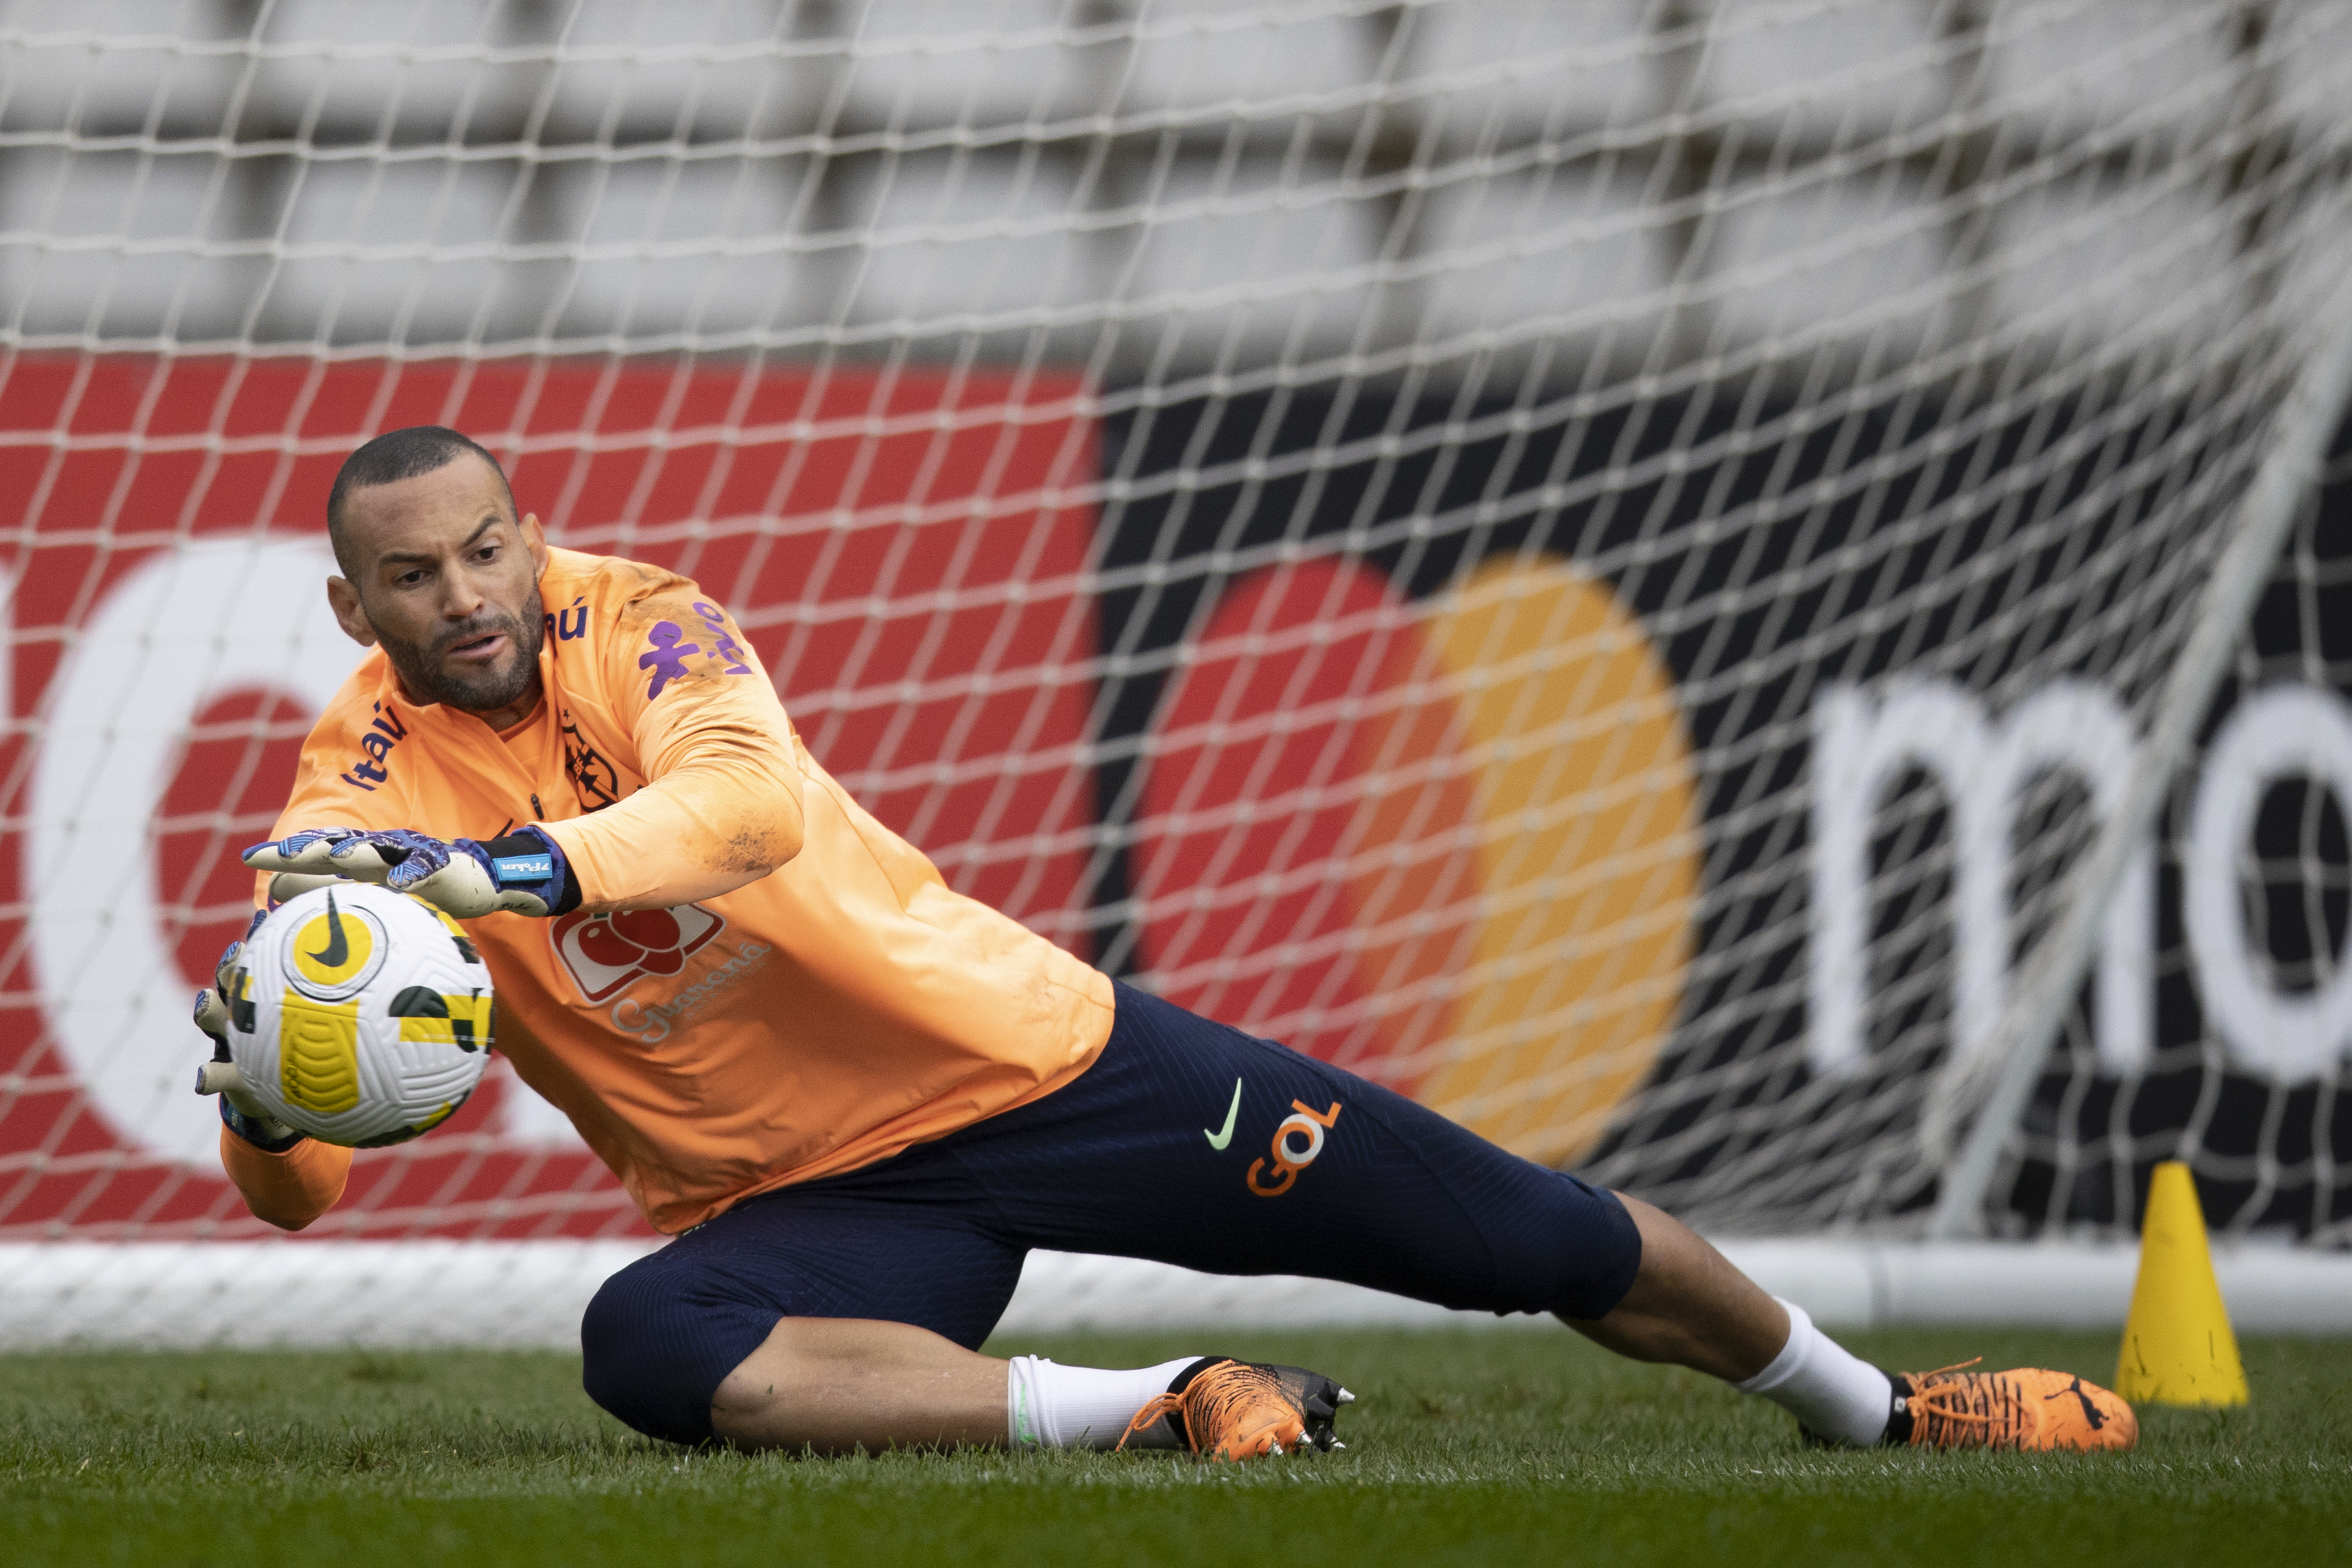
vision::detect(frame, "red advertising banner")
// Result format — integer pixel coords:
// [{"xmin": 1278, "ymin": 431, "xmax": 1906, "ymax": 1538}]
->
[{"xmin": 0, "ymin": 355, "xmax": 1098, "ymax": 1239}]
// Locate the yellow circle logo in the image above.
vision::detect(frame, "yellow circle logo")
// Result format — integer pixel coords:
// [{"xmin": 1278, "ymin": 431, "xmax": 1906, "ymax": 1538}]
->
[{"xmin": 281, "ymin": 889, "xmax": 387, "ymax": 1001}]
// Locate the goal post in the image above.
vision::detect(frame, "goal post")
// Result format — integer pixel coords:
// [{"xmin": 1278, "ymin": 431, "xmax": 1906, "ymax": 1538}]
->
[
  {"xmin": 3, "ymin": 0, "xmax": 2351, "ymax": 1332},
  {"xmin": 1927, "ymin": 261, "xmax": 2352, "ymax": 1238}
]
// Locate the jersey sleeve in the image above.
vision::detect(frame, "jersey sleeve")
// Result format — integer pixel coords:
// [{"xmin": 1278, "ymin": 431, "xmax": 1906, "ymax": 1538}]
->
[
  {"xmin": 219, "ymin": 1128, "xmax": 351, "ymax": 1231},
  {"xmin": 540, "ymin": 589, "xmax": 807, "ymax": 911}
]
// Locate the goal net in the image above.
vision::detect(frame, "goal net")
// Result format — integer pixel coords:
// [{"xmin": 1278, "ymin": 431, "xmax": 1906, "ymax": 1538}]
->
[{"xmin": 3, "ymin": 0, "xmax": 2351, "ymax": 1302}]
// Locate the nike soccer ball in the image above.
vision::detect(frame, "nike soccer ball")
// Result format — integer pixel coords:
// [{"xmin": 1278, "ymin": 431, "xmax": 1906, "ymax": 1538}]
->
[{"xmin": 222, "ymin": 881, "xmax": 495, "ymax": 1147}]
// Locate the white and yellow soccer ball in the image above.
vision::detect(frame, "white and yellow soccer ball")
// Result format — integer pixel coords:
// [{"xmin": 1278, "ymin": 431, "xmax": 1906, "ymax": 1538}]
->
[{"xmin": 220, "ymin": 881, "xmax": 494, "ymax": 1147}]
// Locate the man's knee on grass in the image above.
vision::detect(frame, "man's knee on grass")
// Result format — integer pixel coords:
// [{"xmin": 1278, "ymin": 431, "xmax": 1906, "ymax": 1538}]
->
[{"xmin": 579, "ymin": 1266, "xmax": 767, "ymax": 1446}]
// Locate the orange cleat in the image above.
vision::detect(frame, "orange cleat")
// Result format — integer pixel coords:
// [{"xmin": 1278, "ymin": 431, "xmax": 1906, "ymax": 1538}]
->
[
  {"xmin": 1115, "ymin": 1357, "xmax": 1353, "ymax": 1461},
  {"xmin": 1891, "ymin": 1360, "xmax": 2138, "ymax": 1451}
]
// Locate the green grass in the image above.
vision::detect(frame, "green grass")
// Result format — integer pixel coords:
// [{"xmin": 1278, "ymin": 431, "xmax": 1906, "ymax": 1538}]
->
[{"xmin": 4, "ymin": 1329, "xmax": 2348, "ymax": 1566}]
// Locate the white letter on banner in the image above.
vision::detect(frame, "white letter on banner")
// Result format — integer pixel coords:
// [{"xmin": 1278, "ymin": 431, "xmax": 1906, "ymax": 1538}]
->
[
  {"xmin": 1990, "ymin": 682, "xmax": 2154, "ymax": 1075},
  {"xmin": 1811, "ymin": 682, "xmax": 1999, "ymax": 1078},
  {"xmin": 1809, "ymin": 679, "xmax": 2151, "ymax": 1078},
  {"xmin": 2185, "ymin": 685, "xmax": 2352, "ymax": 1082}
]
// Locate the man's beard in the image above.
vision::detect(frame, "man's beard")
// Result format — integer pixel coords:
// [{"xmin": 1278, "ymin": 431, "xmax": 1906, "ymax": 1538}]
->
[{"xmin": 377, "ymin": 602, "xmax": 545, "ymax": 713}]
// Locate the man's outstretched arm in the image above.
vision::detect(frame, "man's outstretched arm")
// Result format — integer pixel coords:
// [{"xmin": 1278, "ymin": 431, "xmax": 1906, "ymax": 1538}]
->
[
  {"xmin": 248, "ymin": 597, "xmax": 809, "ymax": 918},
  {"xmin": 541, "ymin": 669, "xmax": 807, "ymax": 912}
]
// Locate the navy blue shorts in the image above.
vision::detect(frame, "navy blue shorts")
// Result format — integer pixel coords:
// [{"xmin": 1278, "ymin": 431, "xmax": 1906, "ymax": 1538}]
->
[{"xmin": 582, "ymin": 982, "xmax": 1641, "ymax": 1442}]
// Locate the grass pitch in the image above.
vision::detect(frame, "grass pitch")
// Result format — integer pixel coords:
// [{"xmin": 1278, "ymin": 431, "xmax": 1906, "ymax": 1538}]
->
[{"xmin": 3, "ymin": 1327, "xmax": 2347, "ymax": 1567}]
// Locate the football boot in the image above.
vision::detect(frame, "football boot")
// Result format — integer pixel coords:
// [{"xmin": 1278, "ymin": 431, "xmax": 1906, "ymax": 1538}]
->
[
  {"xmin": 1888, "ymin": 1360, "xmax": 2138, "ymax": 1451},
  {"xmin": 1115, "ymin": 1357, "xmax": 1353, "ymax": 1460}
]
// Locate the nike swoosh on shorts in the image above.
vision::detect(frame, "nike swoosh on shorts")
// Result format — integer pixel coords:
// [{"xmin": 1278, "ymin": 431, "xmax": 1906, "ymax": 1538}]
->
[{"xmin": 1204, "ymin": 1077, "xmax": 1243, "ymax": 1150}]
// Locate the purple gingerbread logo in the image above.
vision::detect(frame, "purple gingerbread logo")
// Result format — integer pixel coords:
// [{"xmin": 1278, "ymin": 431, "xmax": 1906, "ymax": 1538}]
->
[{"xmin": 638, "ymin": 621, "xmax": 700, "ymax": 700}]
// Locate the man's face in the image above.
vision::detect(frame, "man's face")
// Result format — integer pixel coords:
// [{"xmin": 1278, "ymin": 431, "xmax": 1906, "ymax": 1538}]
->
[{"xmin": 327, "ymin": 453, "xmax": 549, "ymax": 717}]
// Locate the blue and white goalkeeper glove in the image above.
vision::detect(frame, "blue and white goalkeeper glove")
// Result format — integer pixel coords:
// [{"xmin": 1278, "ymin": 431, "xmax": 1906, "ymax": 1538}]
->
[{"xmin": 241, "ymin": 825, "xmax": 580, "ymax": 918}]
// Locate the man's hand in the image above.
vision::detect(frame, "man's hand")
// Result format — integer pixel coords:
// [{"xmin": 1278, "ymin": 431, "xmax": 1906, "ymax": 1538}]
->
[
  {"xmin": 191, "ymin": 915, "xmax": 304, "ymax": 1152},
  {"xmin": 242, "ymin": 826, "xmax": 578, "ymax": 918}
]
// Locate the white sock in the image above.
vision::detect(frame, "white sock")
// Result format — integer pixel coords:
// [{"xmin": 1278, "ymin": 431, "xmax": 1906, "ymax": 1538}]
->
[
  {"xmin": 1005, "ymin": 1355, "xmax": 1201, "ymax": 1450},
  {"xmin": 1733, "ymin": 1298, "xmax": 1894, "ymax": 1446}
]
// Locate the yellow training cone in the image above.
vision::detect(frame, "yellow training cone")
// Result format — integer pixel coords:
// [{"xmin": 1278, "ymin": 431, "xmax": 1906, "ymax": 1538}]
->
[{"xmin": 2115, "ymin": 1161, "xmax": 2248, "ymax": 1407}]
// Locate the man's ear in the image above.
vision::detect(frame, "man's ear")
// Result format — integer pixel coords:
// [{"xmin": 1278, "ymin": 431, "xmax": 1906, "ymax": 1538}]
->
[
  {"xmin": 521, "ymin": 512, "xmax": 548, "ymax": 576},
  {"xmin": 327, "ymin": 576, "xmax": 377, "ymax": 648}
]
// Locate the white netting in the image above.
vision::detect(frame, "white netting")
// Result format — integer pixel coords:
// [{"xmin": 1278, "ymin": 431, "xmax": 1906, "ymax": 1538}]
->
[{"xmin": 0, "ymin": 0, "xmax": 2348, "ymax": 1252}]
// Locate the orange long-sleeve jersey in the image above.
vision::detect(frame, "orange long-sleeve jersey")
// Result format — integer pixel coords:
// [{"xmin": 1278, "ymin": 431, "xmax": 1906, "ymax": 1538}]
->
[{"xmin": 220, "ymin": 547, "xmax": 1113, "ymax": 1233}]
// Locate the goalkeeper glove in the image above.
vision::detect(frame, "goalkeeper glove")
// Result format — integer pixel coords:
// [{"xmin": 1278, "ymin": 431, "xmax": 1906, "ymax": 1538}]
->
[
  {"xmin": 241, "ymin": 825, "xmax": 580, "ymax": 918},
  {"xmin": 191, "ymin": 914, "xmax": 303, "ymax": 1152}
]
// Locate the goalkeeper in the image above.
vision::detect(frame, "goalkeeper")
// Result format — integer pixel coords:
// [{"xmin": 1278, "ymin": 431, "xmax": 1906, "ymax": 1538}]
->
[{"xmin": 208, "ymin": 425, "xmax": 2137, "ymax": 1460}]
